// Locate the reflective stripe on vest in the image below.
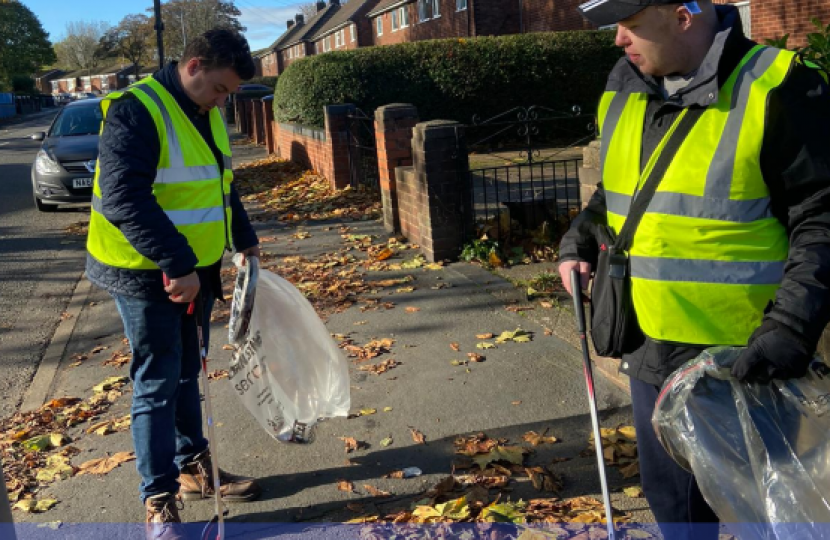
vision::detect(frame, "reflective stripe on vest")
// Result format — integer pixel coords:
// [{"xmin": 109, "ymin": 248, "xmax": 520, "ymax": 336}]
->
[
  {"xmin": 87, "ymin": 77, "xmax": 234, "ymax": 271},
  {"xmin": 598, "ymin": 46, "xmax": 795, "ymax": 346}
]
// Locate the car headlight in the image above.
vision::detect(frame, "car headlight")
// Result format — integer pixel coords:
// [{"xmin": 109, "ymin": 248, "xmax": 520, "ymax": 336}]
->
[{"xmin": 35, "ymin": 150, "xmax": 62, "ymax": 175}]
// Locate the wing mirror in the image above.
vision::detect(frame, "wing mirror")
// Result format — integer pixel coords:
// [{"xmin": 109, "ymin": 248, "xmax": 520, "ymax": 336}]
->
[{"xmin": 30, "ymin": 132, "xmax": 46, "ymax": 141}]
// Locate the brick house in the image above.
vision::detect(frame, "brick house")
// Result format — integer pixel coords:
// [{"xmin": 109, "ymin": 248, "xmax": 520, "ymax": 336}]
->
[
  {"xmin": 520, "ymin": 0, "xmax": 594, "ymax": 33},
  {"xmin": 279, "ymin": 2, "xmax": 340, "ymax": 69},
  {"xmin": 35, "ymin": 69, "xmax": 64, "ymax": 95},
  {"xmin": 252, "ymin": 48, "xmax": 269, "ymax": 77},
  {"xmin": 310, "ymin": 0, "xmax": 381, "ymax": 53},
  {"xmin": 260, "ymin": 1, "xmax": 341, "ymax": 76},
  {"xmin": 53, "ymin": 72, "xmax": 82, "ymax": 94},
  {"xmin": 261, "ymin": 15, "xmax": 307, "ymax": 77},
  {"xmin": 89, "ymin": 64, "xmax": 135, "ymax": 94},
  {"xmin": 367, "ymin": 0, "xmax": 522, "ymax": 44}
]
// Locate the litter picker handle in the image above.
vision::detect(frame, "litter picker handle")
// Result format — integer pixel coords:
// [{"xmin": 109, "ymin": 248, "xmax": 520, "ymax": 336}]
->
[
  {"xmin": 162, "ymin": 273, "xmax": 196, "ymax": 315},
  {"xmin": 570, "ymin": 268, "xmax": 616, "ymax": 540},
  {"xmin": 571, "ymin": 268, "xmax": 588, "ymax": 335}
]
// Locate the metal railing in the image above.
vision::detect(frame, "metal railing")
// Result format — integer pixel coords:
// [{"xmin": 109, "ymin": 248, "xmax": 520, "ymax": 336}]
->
[{"xmin": 346, "ymin": 108, "xmax": 380, "ymax": 191}]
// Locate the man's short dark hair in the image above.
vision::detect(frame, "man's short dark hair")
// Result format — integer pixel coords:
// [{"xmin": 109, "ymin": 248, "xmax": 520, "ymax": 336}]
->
[{"xmin": 182, "ymin": 28, "xmax": 256, "ymax": 80}]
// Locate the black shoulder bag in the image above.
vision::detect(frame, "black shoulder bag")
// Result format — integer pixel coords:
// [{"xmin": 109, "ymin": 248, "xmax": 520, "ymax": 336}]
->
[{"xmin": 590, "ymin": 107, "xmax": 705, "ymax": 358}]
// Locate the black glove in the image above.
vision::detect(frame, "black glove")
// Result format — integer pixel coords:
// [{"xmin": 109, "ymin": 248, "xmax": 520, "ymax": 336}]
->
[{"xmin": 731, "ymin": 319, "xmax": 813, "ymax": 384}]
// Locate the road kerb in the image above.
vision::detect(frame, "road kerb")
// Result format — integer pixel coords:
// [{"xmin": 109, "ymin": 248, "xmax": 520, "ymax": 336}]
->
[{"xmin": 19, "ymin": 277, "xmax": 91, "ymax": 412}]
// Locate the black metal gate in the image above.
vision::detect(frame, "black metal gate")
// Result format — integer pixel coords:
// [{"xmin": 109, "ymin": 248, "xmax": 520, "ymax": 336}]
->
[
  {"xmin": 460, "ymin": 105, "xmax": 596, "ymax": 245},
  {"xmin": 346, "ymin": 108, "xmax": 380, "ymax": 190}
]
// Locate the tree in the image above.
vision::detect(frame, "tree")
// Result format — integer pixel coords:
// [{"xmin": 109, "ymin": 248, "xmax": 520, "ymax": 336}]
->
[
  {"xmin": 0, "ymin": 1, "xmax": 56, "ymax": 87},
  {"xmin": 59, "ymin": 20, "xmax": 110, "ymax": 74},
  {"xmin": 100, "ymin": 15, "xmax": 154, "ymax": 76},
  {"xmin": 150, "ymin": 0, "xmax": 246, "ymax": 61}
]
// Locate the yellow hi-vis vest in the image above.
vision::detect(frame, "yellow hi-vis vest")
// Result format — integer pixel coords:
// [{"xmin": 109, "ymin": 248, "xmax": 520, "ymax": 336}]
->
[
  {"xmin": 598, "ymin": 45, "xmax": 795, "ymax": 346},
  {"xmin": 87, "ymin": 76, "xmax": 233, "ymax": 270}
]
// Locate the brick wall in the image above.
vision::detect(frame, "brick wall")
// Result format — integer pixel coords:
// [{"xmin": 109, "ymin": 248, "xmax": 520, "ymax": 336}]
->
[
  {"xmin": 411, "ymin": 0, "xmax": 473, "ymax": 39},
  {"xmin": 382, "ymin": 118, "xmax": 470, "ymax": 262},
  {"xmin": 372, "ymin": 6, "xmax": 416, "ymax": 46},
  {"xmin": 265, "ymin": 104, "xmax": 354, "ymax": 189},
  {"xmin": 474, "ymin": 0, "xmax": 521, "ymax": 35},
  {"xmin": 749, "ymin": 0, "xmax": 830, "ymax": 47},
  {"xmin": 261, "ymin": 52, "xmax": 279, "ymax": 77},
  {"xmin": 273, "ymin": 122, "xmax": 333, "ymax": 181},
  {"xmin": 376, "ymin": 104, "xmax": 419, "ymax": 233},
  {"xmin": 522, "ymin": 0, "xmax": 594, "ymax": 33}
]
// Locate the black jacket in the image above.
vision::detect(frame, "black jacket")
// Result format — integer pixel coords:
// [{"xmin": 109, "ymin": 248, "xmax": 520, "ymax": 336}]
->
[
  {"xmin": 560, "ymin": 6, "xmax": 830, "ymax": 386},
  {"xmin": 86, "ymin": 63, "xmax": 258, "ymax": 301}
]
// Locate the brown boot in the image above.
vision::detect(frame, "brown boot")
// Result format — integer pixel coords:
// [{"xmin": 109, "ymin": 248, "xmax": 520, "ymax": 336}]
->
[
  {"xmin": 145, "ymin": 493, "xmax": 186, "ymax": 540},
  {"xmin": 178, "ymin": 449, "xmax": 262, "ymax": 502}
]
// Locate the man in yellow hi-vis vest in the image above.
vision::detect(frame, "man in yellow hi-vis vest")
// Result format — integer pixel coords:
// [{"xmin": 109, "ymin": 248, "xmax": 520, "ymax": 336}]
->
[
  {"xmin": 86, "ymin": 29, "xmax": 262, "ymax": 539},
  {"xmin": 559, "ymin": 1, "xmax": 830, "ymax": 538}
]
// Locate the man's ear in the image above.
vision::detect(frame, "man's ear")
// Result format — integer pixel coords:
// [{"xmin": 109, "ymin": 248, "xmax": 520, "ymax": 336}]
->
[
  {"xmin": 675, "ymin": 5, "xmax": 695, "ymax": 31},
  {"xmin": 185, "ymin": 57, "xmax": 202, "ymax": 76}
]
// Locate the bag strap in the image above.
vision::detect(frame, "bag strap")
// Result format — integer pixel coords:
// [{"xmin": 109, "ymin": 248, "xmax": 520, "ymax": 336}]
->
[{"xmin": 615, "ymin": 106, "xmax": 706, "ymax": 252}]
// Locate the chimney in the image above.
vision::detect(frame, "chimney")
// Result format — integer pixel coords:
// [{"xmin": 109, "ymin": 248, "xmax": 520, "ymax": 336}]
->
[
  {"xmin": 328, "ymin": 0, "xmax": 340, "ymax": 5},
  {"xmin": 295, "ymin": 14, "xmax": 305, "ymax": 25},
  {"xmin": 287, "ymin": 20, "xmax": 295, "ymax": 30},
  {"xmin": 316, "ymin": 1, "xmax": 326, "ymax": 12}
]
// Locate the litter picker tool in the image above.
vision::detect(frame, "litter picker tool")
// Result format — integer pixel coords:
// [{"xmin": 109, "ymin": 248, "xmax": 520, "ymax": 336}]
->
[
  {"xmin": 162, "ymin": 275, "xmax": 226, "ymax": 540},
  {"xmin": 571, "ymin": 268, "xmax": 616, "ymax": 540}
]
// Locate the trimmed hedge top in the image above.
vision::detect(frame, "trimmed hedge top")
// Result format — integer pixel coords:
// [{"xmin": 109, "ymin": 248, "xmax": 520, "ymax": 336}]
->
[{"xmin": 273, "ymin": 31, "xmax": 621, "ymax": 128}]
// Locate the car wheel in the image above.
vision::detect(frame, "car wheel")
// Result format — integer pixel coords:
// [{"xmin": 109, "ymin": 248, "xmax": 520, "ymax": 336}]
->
[{"xmin": 34, "ymin": 194, "xmax": 58, "ymax": 212}]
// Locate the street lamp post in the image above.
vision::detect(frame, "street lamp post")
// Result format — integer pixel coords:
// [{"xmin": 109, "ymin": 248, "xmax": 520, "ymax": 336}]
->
[{"xmin": 153, "ymin": 0, "xmax": 165, "ymax": 69}]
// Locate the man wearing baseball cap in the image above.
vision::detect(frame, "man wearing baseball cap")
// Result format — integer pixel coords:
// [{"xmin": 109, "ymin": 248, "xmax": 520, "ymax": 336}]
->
[{"xmin": 560, "ymin": 1, "xmax": 830, "ymax": 538}]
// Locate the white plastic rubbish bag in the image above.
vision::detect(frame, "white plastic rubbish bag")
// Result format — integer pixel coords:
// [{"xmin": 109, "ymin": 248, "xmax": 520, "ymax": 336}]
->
[
  {"xmin": 653, "ymin": 347, "xmax": 830, "ymax": 539},
  {"xmin": 228, "ymin": 255, "xmax": 350, "ymax": 443}
]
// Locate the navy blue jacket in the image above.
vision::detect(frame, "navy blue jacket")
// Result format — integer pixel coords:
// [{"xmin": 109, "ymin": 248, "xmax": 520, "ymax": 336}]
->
[{"xmin": 86, "ymin": 63, "xmax": 258, "ymax": 300}]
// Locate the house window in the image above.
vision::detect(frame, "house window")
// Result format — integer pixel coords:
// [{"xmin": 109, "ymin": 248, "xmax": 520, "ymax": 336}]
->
[
  {"xmin": 418, "ymin": 0, "xmax": 429, "ymax": 21},
  {"xmin": 432, "ymin": 0, "xmax": 440, "ymax": 18},
  {"xmin": 350, "ymin": 24, "xmax": 355, "ymax": 42},
  {"xmin": 391, "ymin": 9, "xmax": 399, "ymax": 31},
  {"xmin": 401, "ymin": 6, "xmax": 410, "ymax": 27},
  {"xmin": 335, "ymin": 31, "xmax": 342, "ymax": 48},
  {"xmin": 316, "ymin": 41, "xmax": 321, "ymax": 53},
  {"xmin": 456, "ymin": 0, "xmax": 467, "ymax": 11},
  {"xmin": 376, "ymin": 16, "xmax": 383, "ymax": 36}
]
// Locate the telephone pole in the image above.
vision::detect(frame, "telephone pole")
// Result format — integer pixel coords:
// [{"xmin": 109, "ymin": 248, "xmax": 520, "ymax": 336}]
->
[{"xmin": 153, "ymin": 0, "xmax": 164, "ymax": 69}]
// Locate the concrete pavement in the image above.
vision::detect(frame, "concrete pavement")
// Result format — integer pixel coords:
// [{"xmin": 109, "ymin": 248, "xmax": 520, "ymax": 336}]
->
[{"xmin": 9, "ymin": 141, "xmax": 651, "ymax": 538}]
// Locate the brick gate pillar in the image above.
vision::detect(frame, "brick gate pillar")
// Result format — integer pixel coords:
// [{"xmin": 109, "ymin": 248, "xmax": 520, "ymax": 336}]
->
[
  {"xmin": 375, "ymin": 104, "xmax": 419, "ymax": 234},
  {"xmin": 324, "ymin": 104, "xmax": 355, "ymax": 189},
  {"xmin": 397, "ymin": 120, "xmax": 469, "ymax": 263}
]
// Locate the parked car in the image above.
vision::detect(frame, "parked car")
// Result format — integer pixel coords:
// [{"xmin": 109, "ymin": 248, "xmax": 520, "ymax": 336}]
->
[
  {"xmin": 71, "ymin": 92, "xmax": 98, "ymax": 101},
  {"xmin": 55, "ymin": 93, "xmax": 74, "ymax": 105},
  {"xmin": 30, "ymin": 98, "xmax": 103, "ymax": 212},
  {"xmin": 236, "ymin": 84, "xmax": 272, "ymax": 93}
]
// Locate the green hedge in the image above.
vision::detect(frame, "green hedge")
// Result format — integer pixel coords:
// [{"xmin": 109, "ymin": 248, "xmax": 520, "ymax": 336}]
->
[{"xmin": 274, "ymin": 31, "xmax": 620, "ymax": 128}]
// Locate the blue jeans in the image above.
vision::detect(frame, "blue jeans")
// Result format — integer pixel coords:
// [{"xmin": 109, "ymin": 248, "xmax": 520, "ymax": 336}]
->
[
  {"xmin": 113, "ymin": 292, "xmax": 214, "ymax": 502},
  {"xmin": 630, "ymin": 377, "xmax": 719, "ymax": 540}
]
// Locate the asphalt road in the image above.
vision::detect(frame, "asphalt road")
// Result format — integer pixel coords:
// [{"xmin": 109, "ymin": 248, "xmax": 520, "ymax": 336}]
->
[{"xmin": 0, "ymin": 111, "xmax": 90, "ymax": 417}]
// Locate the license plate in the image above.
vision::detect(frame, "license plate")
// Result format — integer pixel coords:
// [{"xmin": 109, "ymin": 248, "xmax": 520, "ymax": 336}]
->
[{"xmin": 72, "ymin": 178, "xmax": 93, "ymax": 189}]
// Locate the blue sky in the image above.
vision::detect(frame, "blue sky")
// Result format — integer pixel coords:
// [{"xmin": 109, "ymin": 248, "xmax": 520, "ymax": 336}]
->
[{"xmin": 21, "ymin": 0, "xmax": 303, "ymax": 52}]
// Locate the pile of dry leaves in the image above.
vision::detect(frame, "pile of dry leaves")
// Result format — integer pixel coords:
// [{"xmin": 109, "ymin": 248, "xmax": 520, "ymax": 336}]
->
[
  {"xmin": 0, "ymin": 377, "xmax": 135, "ymax": 513},
  {"xmin": 233, "ymin": 156, "xmax": 381, "ymax": 223}
]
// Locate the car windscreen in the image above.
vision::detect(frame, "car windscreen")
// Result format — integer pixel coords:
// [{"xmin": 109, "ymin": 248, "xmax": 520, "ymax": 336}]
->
[{"xmin": 50, "ymin": 105, "xmax": 103, "ymax": 137}]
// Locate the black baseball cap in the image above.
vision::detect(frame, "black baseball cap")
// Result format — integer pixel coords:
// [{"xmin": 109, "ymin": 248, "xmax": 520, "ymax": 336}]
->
[{"xmin": 578, "ymin": 0, "xmax": 699, "ymax": 27}]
